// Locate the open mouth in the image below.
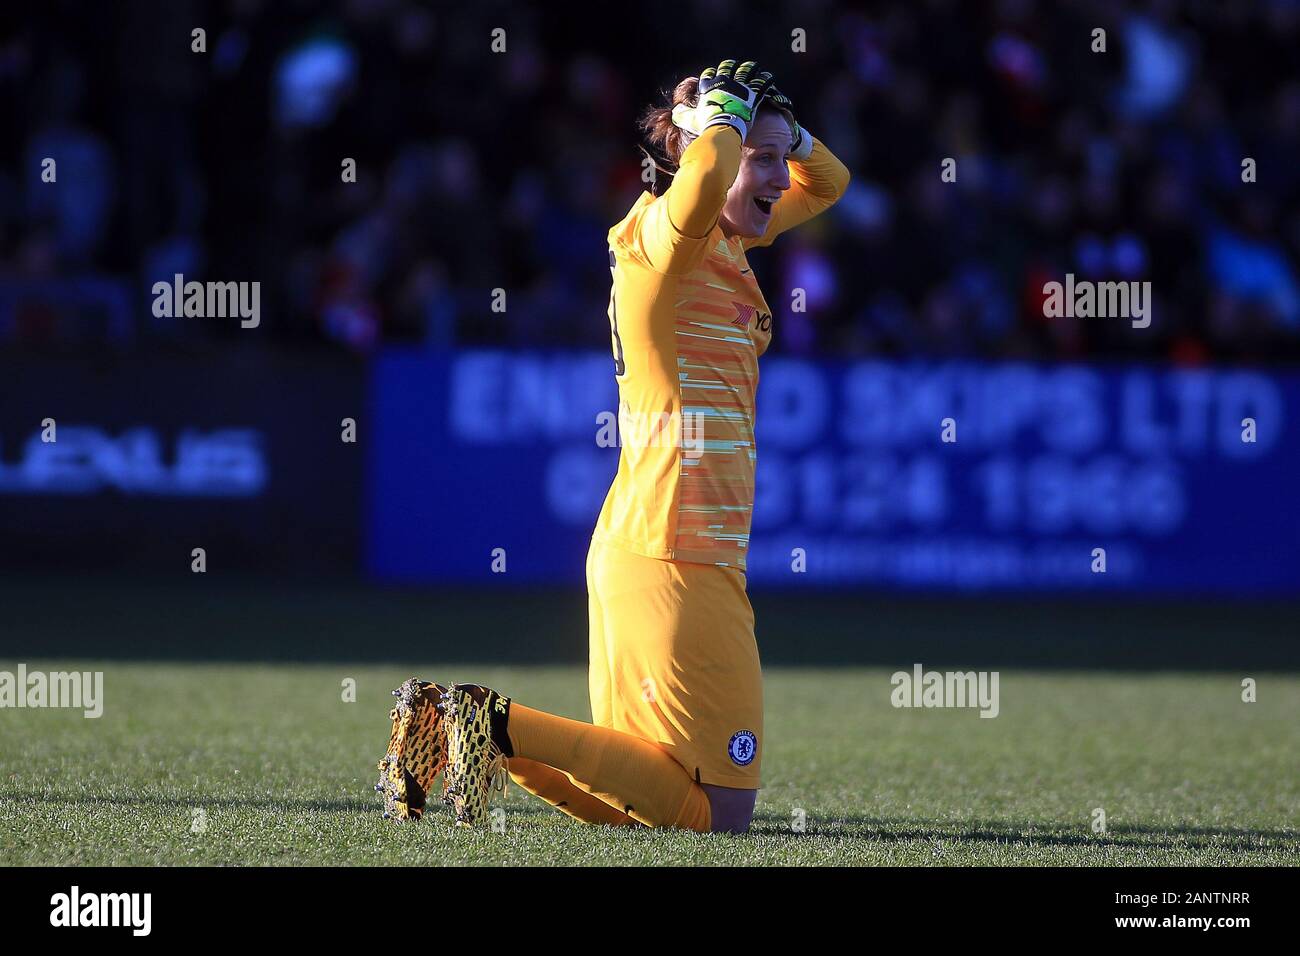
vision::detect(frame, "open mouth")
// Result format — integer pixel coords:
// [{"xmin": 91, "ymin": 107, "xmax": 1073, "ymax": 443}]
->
[{"xmin": 753, "ymin": 195, "xmax": 777, "ymax": 216}]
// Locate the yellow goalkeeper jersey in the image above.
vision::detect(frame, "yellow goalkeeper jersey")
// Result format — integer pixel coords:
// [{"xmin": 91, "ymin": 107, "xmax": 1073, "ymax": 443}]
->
[{"xmin": 593, "ymin": 125, "xmax": 849, "ymax": 570}]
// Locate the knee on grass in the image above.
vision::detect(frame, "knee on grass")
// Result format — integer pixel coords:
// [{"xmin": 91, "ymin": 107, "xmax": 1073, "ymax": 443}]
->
[{"xmin": 703, "ymin": 784, "xmax": 756, "ymax": 834}]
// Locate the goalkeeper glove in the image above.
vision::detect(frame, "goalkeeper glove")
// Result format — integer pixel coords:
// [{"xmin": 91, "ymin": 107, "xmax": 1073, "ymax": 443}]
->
[
  {"xmin": 762, "ymin": 85, "xmax": 815, "ymax": 161},
  {"xmin": 671, "ymin": 58, "xmax": 776, "ymax": 142}
]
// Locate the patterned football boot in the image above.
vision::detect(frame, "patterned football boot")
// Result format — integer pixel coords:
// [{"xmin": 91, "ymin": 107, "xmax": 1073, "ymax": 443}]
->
[
  {"xmin": 376, "ymin": 678, "xmax": 449, "ymax": 821},
  {"xmin": 440, "ymin": 683, "xmax": 514, "ymax": 827}
]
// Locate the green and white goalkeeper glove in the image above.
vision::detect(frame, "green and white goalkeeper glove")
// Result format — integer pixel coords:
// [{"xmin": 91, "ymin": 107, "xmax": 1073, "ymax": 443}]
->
[{"xmin": 671, "ymin": 59, "xmax": 776, "ymax": 142}]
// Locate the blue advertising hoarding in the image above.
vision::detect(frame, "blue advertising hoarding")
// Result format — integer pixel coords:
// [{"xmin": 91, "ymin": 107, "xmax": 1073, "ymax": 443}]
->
[
  {"xmin": 0, "ymin": 354, "xmax": 363, "ymax": 574},
  {"xmin": 367, "ymin": 350, "xmax": 1300, "ymax": 595}
]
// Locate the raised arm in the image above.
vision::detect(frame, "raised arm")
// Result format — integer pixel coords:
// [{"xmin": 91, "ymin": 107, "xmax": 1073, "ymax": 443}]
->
[
  {"xmin": 626, "ymin": 59, "xmax": 780, "ymax": 274},
  {"xmin": 744, "ymin": 135, "xmax": 850, "ymax": 250},
  {"xmin": 667, "ymin": 126, "xmax": 743, "ymax": 240},
  {"xmin": 632, "ymin": 125, "xmax": 743, "ymax": 275}
]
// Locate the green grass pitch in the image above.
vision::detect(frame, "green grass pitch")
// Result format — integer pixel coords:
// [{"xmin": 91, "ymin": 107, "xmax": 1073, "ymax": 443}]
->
[{"xmin": 2, "ymin": 662, "xmax": 1297, "ymax": 866}]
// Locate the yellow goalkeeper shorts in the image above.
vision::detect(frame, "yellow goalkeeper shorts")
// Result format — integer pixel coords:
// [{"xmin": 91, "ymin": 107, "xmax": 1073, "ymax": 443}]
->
[{"xmin": 585, "ymin": 537, "xmax": 763, "ymax": 789}]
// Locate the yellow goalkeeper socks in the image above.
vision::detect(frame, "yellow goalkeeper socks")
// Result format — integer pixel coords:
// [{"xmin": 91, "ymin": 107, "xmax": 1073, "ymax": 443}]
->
[
  {"xmin": 506, "ymin": 757, "xmax": 639, "ymax": 827},
  {"xmin": 506, "ymin": 703, "xmax": 712, "ymax": 832}
]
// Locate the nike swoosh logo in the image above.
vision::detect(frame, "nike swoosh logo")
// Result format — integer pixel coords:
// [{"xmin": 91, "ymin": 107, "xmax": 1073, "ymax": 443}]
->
[{"xmin": 740, "ymin": 269, "xmax": 751, "ymax": 275}]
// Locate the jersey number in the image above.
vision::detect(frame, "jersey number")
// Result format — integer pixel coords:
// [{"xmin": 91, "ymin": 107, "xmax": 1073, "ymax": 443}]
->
[{"xmin": 607, "ymin": 247, "xmax": 626, "ymax": 377}]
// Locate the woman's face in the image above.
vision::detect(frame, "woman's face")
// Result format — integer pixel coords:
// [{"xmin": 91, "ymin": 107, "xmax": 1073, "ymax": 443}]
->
[{"xmin": 718, "ymin": 111, "xmax": 794, "ymax": 239}]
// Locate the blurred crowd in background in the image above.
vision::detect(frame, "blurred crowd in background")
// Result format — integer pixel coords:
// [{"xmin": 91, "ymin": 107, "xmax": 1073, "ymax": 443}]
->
[{"xmin": 3, "ymin": 0, "xmax": 1299, "ymax": 360}]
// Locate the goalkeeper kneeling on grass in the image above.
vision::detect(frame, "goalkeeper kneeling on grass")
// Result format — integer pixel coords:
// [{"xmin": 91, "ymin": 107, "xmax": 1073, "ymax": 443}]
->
[{"xmin": 377, "ymin": 59, "xmax": 849, "ymax": 834}]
